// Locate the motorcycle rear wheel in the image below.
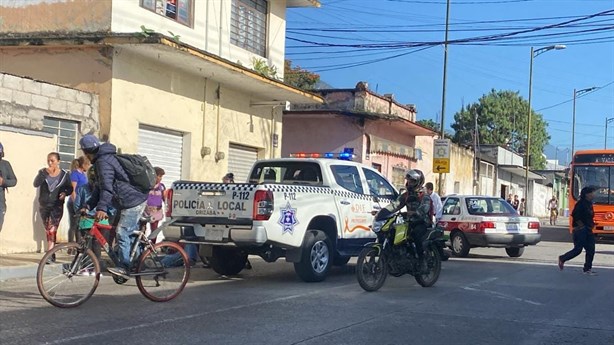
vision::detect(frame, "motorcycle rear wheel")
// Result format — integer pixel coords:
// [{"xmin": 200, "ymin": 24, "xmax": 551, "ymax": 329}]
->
[
  {"xmin": 415, "ymin": 246, "xmax": 441, "ymax": 287},
  {"xmin": 356, "ymin": 247, "xmax": 388, "ymax": 292}
]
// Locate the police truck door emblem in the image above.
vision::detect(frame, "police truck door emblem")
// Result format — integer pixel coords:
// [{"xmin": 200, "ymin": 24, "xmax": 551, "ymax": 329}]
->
[{"xmin": 278, "ymin": 202, "xmax": 298, "ymax": 234}]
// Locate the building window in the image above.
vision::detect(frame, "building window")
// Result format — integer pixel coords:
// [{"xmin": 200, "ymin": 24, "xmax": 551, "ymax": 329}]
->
[
  {"xmin": 230, "ymin": 0, "xmax": 268, "ymax": 56},
  {"xmin": 43, "ymin": 117, "xmax": 78, "ymax": 170},
  {"xmin": 480, "ymin": 161, "xmax": 495, "ymax": 178},
  {"xmin": 140, "ymin": 0, "xmax": 193, "ymax": 26}
]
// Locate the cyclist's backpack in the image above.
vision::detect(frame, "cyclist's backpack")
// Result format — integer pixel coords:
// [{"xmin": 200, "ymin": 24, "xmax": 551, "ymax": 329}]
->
[{"xmin": 115, "ymin": 154, "xmax": 157, "ymax": 193}]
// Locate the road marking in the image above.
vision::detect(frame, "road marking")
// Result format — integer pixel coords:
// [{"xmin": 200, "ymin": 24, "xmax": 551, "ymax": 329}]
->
[
  {"xmin": 462, "ymin": 286, "xmax": 542, "ymax": 306},
  {"xmin": 43, "ymin": 282, "xmax": 358, "ymax": 345},
  {"xmin": 450, "ymin": 257, "xmax": 614, "ymax": 270}
]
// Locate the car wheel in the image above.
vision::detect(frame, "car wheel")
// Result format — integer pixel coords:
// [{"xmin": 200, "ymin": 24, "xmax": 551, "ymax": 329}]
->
[
  {"xmin": 209, "ymin": 247, "xmax": 248, "ymax": 276},
  {"xmin": 294, "ymin": 230, "xmax": 332, "ymax": 282},
  {"xmin": 505, "ymin": 247, "xmax": 524, "ymax": 258},
  {"xmin": 451, "ymin": 231, "xmax": 470, "ymax": 257}
]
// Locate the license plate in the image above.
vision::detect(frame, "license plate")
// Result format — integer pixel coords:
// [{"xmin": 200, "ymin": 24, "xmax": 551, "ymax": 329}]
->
[
  {"xmin": 604, "ymin": 226, "xmax": 614, "ymax": 231},
  {"xmin": 205, "ymin": 228, "xmax": 224, "ymax": 241},
  {"xmin": 506, "ymin": 224, "xmax": 519, "ymax": 231}
]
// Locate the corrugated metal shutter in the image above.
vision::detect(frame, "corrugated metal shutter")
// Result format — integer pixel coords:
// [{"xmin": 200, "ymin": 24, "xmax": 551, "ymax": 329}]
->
[
  {"xmin": 228, "ymin": 144, "xmax": 258, "ymax": 183},
  {"xmin": 138, "ymin": 126, "xmax": 183, "ymax": 187}
]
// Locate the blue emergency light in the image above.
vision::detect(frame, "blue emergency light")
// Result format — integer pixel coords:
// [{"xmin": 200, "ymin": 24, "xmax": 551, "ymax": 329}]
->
[{"xmin": 289, "ymin": 149, "xmax": 355, "ymax": 160}]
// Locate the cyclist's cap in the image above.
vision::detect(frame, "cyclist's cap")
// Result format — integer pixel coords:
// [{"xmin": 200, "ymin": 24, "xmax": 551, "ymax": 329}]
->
[{"xmin": 80, "ymin": 134, "xmax": 100, "ymax": 151}]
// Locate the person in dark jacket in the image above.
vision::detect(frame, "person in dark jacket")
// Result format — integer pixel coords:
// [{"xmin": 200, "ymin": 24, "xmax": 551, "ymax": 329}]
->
[
  {"xmin": 0, "ymin": 142, "xmax": 18, "ymax": 232},
  {"xmin": 79, "ymin": 134, "xmax": 148, "ymax": 279},
  {"xmin": 33, "ymin": 152, "xmax": 73, "ymax": 264},
  {"xmin": 558, "ymin": 186, "xmax": 597, "ymax": 275}
]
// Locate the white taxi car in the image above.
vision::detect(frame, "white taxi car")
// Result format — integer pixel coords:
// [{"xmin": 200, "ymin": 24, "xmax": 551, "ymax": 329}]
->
[{"xmin": 437, "ymin": 195, "xmax": 541, "ymax": 258}]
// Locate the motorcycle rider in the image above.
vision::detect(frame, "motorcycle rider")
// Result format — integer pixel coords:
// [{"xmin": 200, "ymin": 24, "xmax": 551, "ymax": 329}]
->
[{"xmin": 383, "ymin": 169, "xmax": 432, "ymax": 270}]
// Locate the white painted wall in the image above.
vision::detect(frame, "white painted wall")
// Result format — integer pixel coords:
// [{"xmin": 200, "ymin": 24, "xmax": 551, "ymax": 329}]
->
[{"xmin": 111, "ymin": 0, "xmax": 288, "ymax": 77}]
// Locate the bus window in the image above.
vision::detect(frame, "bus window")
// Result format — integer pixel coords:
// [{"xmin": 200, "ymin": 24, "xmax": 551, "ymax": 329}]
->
[{"xmin": 572, "ymin": 166, "xmax": 611, "ymax": 204}]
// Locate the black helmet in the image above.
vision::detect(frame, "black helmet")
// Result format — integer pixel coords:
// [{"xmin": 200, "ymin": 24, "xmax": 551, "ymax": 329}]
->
[{"xmin": 404, "ymin": 169, "xmax": 424, "ymax": 191}]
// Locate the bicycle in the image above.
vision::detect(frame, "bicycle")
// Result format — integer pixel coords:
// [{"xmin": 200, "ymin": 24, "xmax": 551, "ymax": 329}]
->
[{"xmin": 37, "ymin": 220, "xmax": 190, "ymax": 308}]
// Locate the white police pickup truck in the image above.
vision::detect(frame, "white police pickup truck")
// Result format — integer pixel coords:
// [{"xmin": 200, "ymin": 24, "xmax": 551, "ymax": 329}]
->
[{"xmin": 162, "ymin": 156, "xmax": 399, "ymax": 282}]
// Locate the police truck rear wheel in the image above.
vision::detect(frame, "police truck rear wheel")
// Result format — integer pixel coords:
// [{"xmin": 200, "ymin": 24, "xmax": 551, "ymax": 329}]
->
[
  {"xmin": 210, "ymin": 247, "xmax": 248, "ymax": 276},
  {"xmin": 294, "ymin": 230, "xmax": 332, "ymax": 282}
]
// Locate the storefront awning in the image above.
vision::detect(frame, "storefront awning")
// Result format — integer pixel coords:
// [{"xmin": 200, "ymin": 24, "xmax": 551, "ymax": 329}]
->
[
  {"xmin": 368, "ymin": 134, "xmax": 421, "ymax": 160},
  {"xmin": 499, "ymin": 165, "xmax": 546, "ymax": 180}
]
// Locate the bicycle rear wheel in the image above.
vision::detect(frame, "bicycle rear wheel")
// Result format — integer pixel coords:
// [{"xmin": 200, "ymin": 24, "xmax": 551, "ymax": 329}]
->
[
  {"xmin": 136, "ymin": 242, "xmax": 190, "ymax": 302},
  {"xmin": 37, "ymin": 243, "xmax": 100, "ymax": 308}
]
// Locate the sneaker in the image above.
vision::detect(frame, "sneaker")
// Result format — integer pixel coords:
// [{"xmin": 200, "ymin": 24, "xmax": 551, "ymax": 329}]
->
[
  {"xmin": 107, "ymin": 267, "xmax": 130, "ymax": 279},
  {"xmin": 61, "ymin": 263, "xmax": 71, "ymax": 274},
  {"xmin": 583, "ymin": 270, "xmax": 597, "ymax": 276},
  {"xmin": 558, "ymin": 256, "xmax": 564, "ymax": 271},
  {"xmin": 45, "ymin": 254, "xmax": 56, "ymax": 265}
]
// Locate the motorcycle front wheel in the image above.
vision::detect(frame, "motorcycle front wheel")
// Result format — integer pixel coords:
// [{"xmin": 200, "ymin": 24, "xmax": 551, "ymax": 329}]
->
[
  {"xmin": 415, "ymin": 246, "xmax": 442, "ymax": 287},
  {"xmin": 356, "ymin": 247, "xmax": 388, "ymax": 292}
]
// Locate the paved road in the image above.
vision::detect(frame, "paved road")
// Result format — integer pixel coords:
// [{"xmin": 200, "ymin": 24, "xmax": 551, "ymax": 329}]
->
[{"xmin": 1, "ymin": 225, "xmax": 612, "ymax": 345}]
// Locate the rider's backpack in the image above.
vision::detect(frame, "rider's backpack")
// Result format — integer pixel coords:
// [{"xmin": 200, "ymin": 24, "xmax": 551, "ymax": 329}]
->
[{"xmin": 115, "ymin": 154, "xmax": 157, "ymax": 193}]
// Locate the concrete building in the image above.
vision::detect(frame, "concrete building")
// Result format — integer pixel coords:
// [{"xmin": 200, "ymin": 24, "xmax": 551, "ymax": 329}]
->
[
  {"xmin": 282, "ymin": 82, "xmax": 436, "ymax": 190},
  {"xmin": 477, "ymin": 145, "xmax": 550, "ymax": 216},
  {"xmin": 0, "ymin": 0, "xmax": 322, "ymax": 253}
]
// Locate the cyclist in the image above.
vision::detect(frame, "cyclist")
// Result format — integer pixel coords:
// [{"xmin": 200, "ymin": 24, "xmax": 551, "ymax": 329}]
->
[
  {"xmin": 79, "ymin": 134, "xmax": 148, "ymax": 279},
  {"xmin": 548, "ymin": 196, "xmax": 558, "ymax": 225}
]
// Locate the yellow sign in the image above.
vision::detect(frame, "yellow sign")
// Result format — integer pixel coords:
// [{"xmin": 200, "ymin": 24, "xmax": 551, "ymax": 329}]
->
[{"xmin": 433, "ymin": 158, "xmax": 450, "ymax": 173}]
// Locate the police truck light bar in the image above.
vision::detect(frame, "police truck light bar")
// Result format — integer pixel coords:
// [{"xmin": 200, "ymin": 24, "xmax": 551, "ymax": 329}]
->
[{"xmin": 289, "ymin": 148, "xmax": 355, "ymax": 160}]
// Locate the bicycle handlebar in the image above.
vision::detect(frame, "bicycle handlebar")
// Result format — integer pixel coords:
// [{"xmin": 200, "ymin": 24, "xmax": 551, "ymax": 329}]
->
[{"xmin": 94, "ymin": 222, "xmax": 113, "ymax": 231}]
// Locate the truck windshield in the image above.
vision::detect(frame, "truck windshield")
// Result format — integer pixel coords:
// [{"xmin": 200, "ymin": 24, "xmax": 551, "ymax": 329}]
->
[
  {"xmin": 572, "ymin": 166, "xmax": 614, "ymax": 204},
  {"xmin": 249, "ymin": 162, "xmax": 323, "ymax": 186}
]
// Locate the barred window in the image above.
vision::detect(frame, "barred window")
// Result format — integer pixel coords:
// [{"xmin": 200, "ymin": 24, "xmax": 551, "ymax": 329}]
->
[
  {"xmin": 230, "ymin": 0, "xmax": 268, "ymax": 57},
  {"xmin": 141, "ymin": 0, "xmax": 193, "ymax": 27},
  {"xmin": 43, "ymin": 117, "xmax": 78, "ymax": 170}
]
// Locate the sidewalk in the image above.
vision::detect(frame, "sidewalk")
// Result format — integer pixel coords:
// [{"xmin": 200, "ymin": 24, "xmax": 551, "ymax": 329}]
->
[{"xmin": 0, "ymin": 252, "xmax": 43, "ymax": 282}]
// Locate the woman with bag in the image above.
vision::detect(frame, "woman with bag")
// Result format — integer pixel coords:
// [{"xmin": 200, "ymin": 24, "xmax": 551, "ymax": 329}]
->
[{"xmin": 558, "ymin": 186, "xmax": 597, "ymax": 275}]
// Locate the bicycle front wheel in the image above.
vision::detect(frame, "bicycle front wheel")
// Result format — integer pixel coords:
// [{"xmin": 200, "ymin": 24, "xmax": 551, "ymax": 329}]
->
[
  {"xmin": 37, "ymin": 243, "xmax": 100, "ymax": 308},
  {"xmin": 136, "ymin": 242, "xmax": 190, "ymax": 302}
]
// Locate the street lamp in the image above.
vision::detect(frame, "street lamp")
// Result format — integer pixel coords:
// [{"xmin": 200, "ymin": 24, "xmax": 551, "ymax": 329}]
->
[
  {"xmin": 571, "ymin": 86, "xmax": 598, "ymax": 154},
  {"xmin": 606, "ymin": 117, "xmax": 614, "ymax": 149},
  {"xmin": 524, "ymin": 44, "xmax": 565, "ymax": 216}
]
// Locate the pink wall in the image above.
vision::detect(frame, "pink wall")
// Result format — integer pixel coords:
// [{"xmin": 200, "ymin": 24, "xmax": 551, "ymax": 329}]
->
[{"xmin": 281, "ymin": 115, "xmax": 365, "ymax": 158}]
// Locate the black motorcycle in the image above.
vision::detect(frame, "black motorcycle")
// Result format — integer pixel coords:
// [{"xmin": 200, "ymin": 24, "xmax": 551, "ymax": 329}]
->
[{"xmin": 356, "ymin": 208, "xmax": 444, "ymax": 291}]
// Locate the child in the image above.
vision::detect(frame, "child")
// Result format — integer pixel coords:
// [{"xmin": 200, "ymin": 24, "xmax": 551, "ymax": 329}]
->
[{"xmin": 144, "ymin": 167, "xmax": 166, "ymax": 234}]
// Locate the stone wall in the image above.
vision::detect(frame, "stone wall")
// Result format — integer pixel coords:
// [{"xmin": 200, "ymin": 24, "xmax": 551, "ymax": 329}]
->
[{"xmin": 0, "ymin": 73, "xmax": 99, "ymax": 135}]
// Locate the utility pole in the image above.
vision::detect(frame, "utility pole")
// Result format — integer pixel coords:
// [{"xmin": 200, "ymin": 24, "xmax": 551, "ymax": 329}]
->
[{"xmin": 438, "ymin": 0, "xmax": 451, "ymax": 195}]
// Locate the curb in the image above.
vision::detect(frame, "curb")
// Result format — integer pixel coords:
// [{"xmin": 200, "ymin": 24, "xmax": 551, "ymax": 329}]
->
[{"xmin": 0, "ymin": 264, "xmax": 38, "ymax": 282}]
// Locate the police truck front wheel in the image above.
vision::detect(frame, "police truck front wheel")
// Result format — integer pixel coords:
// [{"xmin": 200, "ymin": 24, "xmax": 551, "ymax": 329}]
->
[
  {"xmin": 294, "ymin": 230, "xmax": 332, "ymax": 282},
  {"xmin": 209, "ymin": 247, "xmax": 248, "ymax": 276}
]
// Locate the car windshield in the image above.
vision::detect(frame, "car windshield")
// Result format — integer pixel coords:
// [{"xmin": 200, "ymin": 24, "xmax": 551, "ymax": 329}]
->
[
  {"xmin": 572, "ymin": 166, "xmax": 614, "ymax": 205},
  {"xmin": 465, "ymin": 197, "xmax": 517, "ymax": 215}
]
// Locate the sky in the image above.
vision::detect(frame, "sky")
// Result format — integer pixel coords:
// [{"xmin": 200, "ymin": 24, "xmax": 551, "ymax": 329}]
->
[{"xmin": 285, "ymin": 0, "xmax": 614, "ymax": 166}]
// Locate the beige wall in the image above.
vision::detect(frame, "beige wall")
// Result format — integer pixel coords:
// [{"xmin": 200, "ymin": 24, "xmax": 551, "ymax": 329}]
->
[
  {"xmin": 0, "ymin": 0, "xmax": 112, "ymax": 33},
  {"xmin": 0, "ymin": 128, "xmax": 58, "ymax": 254},
  {"xmin": 110, "ymin": 49, "xmax": 282, "ymax": 182}
]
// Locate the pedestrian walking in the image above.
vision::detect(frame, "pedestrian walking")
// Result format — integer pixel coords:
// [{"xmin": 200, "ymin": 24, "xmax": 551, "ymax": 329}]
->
[
  {"xmin": 424, "ymin": 182, "xmax": 443, "ymax": 223},
  {"xmin": 79, "ymin": 134, "xmax": 148, "ymax": 279},
  {"xmin": 519, "ymin": 198, "xmax": 526, "ymax": 216},
  {"xmin": 0, "ymin": 142, "xmax": 18, "ymax": 232},
  {"xmin": 558, "ymin": 186, "xmax": 597, "ymax": 275},
  {"xmin": 33, "ymin": 152, "xmax": 73, "ymax": 264},
  {"xmin": 67, "ymin": 156, "xmax": 90, "ymax": 248},
  {"xmin": 548, "ymin": 196, "xmax": 559, "ymax": 225},
  {"xmin": 512, "ymin": 195, "xmax": 520, "ymax": 210}
]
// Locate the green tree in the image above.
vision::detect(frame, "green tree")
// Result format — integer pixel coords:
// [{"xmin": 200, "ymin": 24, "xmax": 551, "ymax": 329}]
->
[
  {"xmin": 451, "ymin": 89, "xmax": 550, "ymax": 169},
  {"xmin": 416, "ymin": 119, "xmax": 453, "ymax": 137},
  {"xmin": 284, "ymin": 60, "xmax": 320, "ymax": 90}
]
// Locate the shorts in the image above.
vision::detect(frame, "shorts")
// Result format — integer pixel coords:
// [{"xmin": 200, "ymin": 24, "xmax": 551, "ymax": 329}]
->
[{"xmin": 40, "ymin": 205, "xmax": 64, "ymax": 230}]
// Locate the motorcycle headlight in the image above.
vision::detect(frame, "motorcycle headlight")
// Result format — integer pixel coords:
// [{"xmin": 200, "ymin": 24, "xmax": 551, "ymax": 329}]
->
[{"xmin": 372, "ymin": 219, "xmax": 386, "ymax": 233}]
